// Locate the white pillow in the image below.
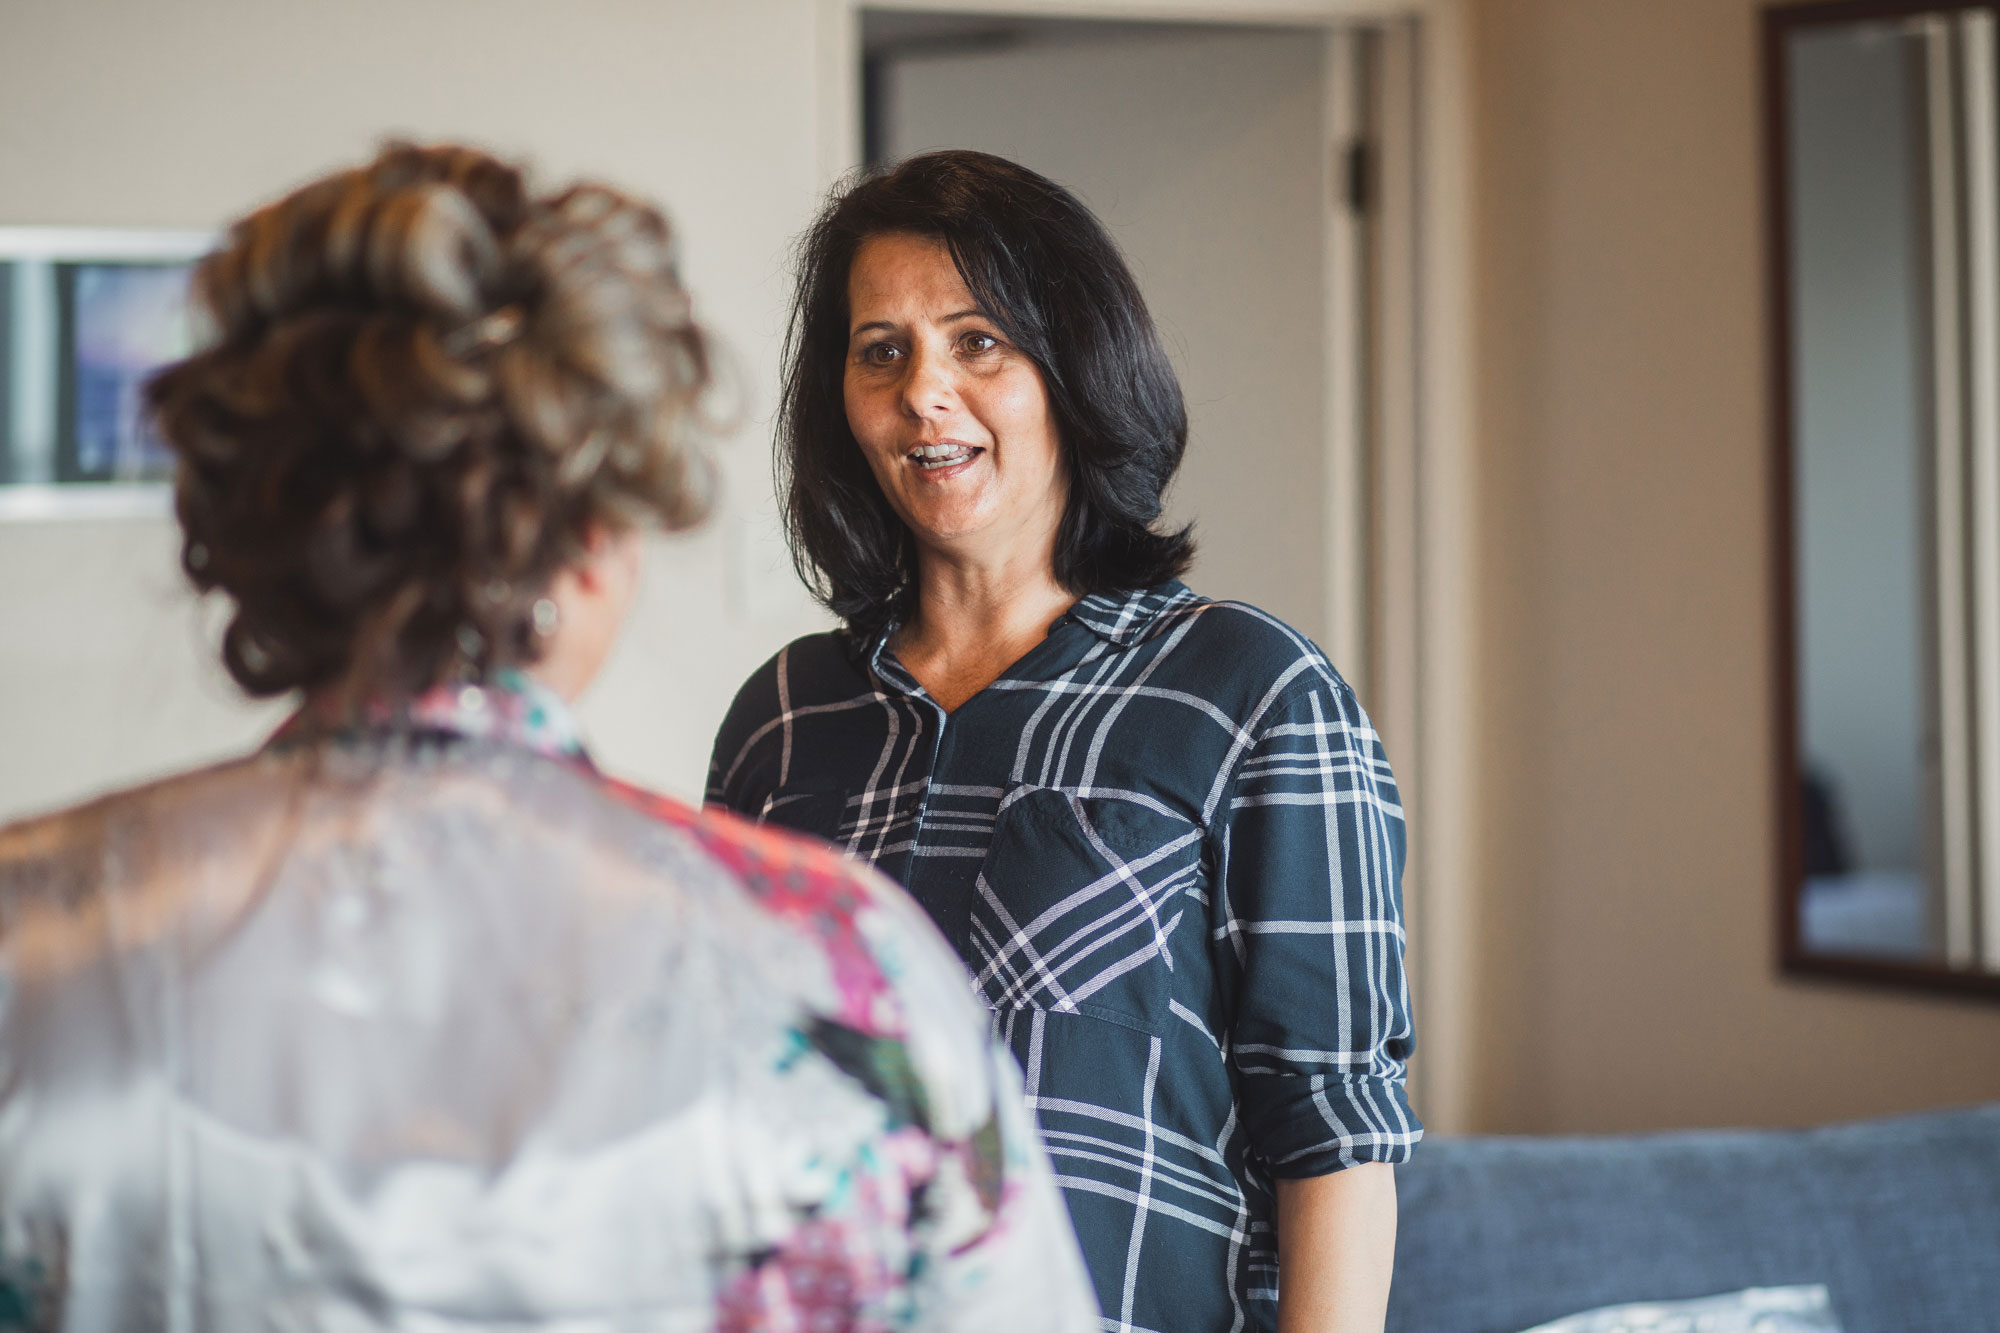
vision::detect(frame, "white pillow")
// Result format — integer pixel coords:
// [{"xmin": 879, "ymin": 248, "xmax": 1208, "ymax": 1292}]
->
[{"xmin": 1515, "ymin": 1285, "xmax": 1838, "ymax": 1333}]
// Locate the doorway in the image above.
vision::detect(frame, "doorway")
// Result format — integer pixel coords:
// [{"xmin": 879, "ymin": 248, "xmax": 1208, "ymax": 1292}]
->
[
  {"xmin": 862, "ymin": 12, "xmax": 1369, "ymax": 665},
  {"xmin": 833, "ymin": 2, "xmax": 1474, "ymax": 1133}
]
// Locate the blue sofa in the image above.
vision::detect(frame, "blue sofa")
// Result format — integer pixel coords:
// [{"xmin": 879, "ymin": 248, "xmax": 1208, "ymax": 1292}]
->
[{"xmin": 1388, "ymin": 1103, "xmax": 2000, "ymax": 1332}]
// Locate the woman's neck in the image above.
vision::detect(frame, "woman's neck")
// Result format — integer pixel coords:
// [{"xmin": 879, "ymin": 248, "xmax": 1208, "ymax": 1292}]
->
[{"xmin": 895, "ymin": 549, "xmax": 1075, "ymax": 713}]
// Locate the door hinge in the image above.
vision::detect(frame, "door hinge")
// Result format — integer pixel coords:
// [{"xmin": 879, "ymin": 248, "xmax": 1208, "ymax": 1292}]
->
[{"xmin": 1341, "ymin": 140, "xmax": 1371, "ymax": 216}]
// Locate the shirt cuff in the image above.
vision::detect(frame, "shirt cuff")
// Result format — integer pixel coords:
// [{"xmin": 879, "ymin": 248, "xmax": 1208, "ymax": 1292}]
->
[{"xmin": 1241, "ymin": 1072, "xmax": 1425, "ymax": 1178}]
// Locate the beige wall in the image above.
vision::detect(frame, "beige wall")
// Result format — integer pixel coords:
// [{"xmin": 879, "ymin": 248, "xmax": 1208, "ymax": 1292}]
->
[
  {"xmin": 1470, "ymin": 0, "xmax": 2000, "ymax": 1133},
  {"xmin": 0, "ymin": 0, "xmax": 832, "ymax": 817}
]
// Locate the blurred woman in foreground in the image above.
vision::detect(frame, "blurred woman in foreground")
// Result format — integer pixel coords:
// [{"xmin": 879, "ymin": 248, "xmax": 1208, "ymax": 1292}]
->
[{"xmin": 0, "ymin": 143, "xmax": 1096, "ymax": 1331}]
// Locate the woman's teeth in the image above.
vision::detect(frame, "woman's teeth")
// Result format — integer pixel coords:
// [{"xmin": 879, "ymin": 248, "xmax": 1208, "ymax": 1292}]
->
[{"xmin": 911, "ymin": 444, "xmax": 975, "ymax": 470}]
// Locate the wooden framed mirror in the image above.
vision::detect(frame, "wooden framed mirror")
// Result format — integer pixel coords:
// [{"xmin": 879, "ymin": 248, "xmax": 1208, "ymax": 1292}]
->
[{"xmin": 1767, "ymin": 0, "xmax": 2000, "ymax": 997}]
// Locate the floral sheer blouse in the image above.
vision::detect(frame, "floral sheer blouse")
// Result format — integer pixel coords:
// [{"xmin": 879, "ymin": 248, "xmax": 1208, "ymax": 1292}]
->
[{"xmin": 0, "ymin": 672, "xmax": 1097, "ymax": 1332}]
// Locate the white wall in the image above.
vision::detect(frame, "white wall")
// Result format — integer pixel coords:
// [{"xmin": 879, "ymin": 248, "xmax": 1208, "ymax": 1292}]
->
[
  {"xmin": 0, "ymin": 0, "xmax": 832, "ymax": 818},
  {"xmin": 880, "ymin": 25, "xmax": 1333, "ymax": 643}
]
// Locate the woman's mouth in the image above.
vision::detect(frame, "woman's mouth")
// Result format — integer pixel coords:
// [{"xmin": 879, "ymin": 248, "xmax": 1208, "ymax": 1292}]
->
[{"xmin": 908, "ymin": 442, "xmax": 981, "ymax": 472}]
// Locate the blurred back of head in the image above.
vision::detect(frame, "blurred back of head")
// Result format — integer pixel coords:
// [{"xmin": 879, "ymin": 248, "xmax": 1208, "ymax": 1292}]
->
[{"xmin": 148, "ymin": 142, "xmax": 715, "ymax": 702}]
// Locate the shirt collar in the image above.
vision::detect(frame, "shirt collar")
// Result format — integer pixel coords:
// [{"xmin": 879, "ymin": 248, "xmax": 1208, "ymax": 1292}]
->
[
  {"xmin": 1064, "ymin": 581, "xmax": 1200, "ymax": 646},
  {"xmin": 269, "ymin": 667, "xmax": 590, "ymax": 764},
  {"xmin": 862, "ymin": 580, "xmax": 1199, "ymax": 684}
]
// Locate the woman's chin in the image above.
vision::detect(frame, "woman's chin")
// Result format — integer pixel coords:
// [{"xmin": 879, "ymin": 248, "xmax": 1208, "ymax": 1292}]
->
[
  {"xmin": 904, "ymin": 503, "xmax": 1009, "ymax": 552},
  {"xmin": 897, "ymin": 489, "xmax": 996, "ymax": 543}
]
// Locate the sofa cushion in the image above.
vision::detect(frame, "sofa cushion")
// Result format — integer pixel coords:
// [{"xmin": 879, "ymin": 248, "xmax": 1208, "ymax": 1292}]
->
[
  {"xmin": 1387, "ymin": 1103, "xmax": 2000, "ymax": 1333},
  {"xmin": 1518, "ymin": 1285, "xmax": 1837, "ymax": 1332}
]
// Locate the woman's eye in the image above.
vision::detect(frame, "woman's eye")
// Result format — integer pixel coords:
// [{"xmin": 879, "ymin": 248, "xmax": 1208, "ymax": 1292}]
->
[
  {"xmin": 861, "ymin": 342, "xmax": 902, "ymax": 366},
  {"xmin": 959, "ymin": 331, "xmax": 1000, "ymax": 355}
]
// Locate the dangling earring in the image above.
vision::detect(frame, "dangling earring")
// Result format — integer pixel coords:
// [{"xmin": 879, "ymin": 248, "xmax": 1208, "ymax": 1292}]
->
[{"xmin": 531, "ymin": 597, "xmax": 561, "ymax": 638}]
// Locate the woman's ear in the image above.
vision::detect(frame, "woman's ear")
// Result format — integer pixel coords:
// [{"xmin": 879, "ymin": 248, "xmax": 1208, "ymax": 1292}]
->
[
  {"xmin": 571, "ymin": 523, "xmax": 643, "ymax": 596},
  {"xmin": 532, "ymin": 524, "xmax": 645, "ymax": 702}
]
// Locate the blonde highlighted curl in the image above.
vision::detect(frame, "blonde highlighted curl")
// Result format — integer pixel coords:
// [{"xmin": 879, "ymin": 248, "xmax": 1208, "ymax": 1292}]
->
[{"xmin": 148, "ymin": 142, "xmax": 717, "ymax": 699}]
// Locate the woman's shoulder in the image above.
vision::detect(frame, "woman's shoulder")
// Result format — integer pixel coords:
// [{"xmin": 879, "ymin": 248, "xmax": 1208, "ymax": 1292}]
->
[
  {"xmin": 0, "ymin": 752, "xmax": 275, "ymax": 893},
  {"xmin": 722, "ymin": 628, "xmax": 876, "ymax": 722},
  {"xmin": 1135, "ymin": 587, "xmax": 1356, "ymax": 713},
  {"xmin": 710, "ymin": 628, "xmax": 876, "ymax": 799},
  {"xmin": 623, "ymin": 789, "xmax": 1000, "ymax": 1099}
]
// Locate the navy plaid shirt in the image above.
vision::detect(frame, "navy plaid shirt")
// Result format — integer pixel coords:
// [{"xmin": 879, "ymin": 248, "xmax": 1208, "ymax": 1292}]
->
[{"xmin": 708, "ymin": 582, "xmax": 1421, "ymax": 1333}]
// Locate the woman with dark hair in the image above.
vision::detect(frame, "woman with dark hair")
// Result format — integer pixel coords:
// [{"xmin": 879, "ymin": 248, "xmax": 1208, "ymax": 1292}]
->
[
  {"xmin": 710, "ymin": 150, "xmax": 1421, "ymax": 1332},
  {"xmin": 0, "ymin": 143, "xmax": 1097, "ymax": 1331}
]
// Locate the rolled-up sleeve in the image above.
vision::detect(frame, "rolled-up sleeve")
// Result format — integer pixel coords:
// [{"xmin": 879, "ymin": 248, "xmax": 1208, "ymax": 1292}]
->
[{"xmin": 1217, "ymin": 673, "xmax": 1423, "ymax": 1178}]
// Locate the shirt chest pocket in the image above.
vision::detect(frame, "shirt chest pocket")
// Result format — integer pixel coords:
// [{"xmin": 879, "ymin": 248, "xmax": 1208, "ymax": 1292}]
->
[
  {"xmin": 968, "ymin": 786, "xmax": 1206, "ymax": 1036},
  {"xmin": 758, "ymin": 782, "xmax": 850, "ymax": 847}
]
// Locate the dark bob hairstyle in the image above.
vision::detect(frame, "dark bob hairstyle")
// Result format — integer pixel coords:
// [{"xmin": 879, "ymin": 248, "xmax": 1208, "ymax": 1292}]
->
[{"xmin": 779, "ymin": 149, "xmax": 1193, "ymax": 635}]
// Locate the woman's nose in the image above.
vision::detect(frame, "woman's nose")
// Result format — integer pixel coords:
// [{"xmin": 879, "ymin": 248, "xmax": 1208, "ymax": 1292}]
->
[{"xmin": 899, "ymin": 345, "xmax": 957, "ymax": 418}]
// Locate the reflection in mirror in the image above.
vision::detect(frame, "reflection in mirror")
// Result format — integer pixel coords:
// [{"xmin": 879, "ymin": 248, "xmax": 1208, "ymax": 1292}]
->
[{"xmin": 1773, "ymin": 1, "xmax": 2000, "ymax": 991}]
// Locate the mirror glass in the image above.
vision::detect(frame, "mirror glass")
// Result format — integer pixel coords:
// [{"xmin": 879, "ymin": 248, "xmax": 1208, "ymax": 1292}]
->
[{"xmin": 1777, "ymin": 3, "xmax": 2000, "ymax": 987}]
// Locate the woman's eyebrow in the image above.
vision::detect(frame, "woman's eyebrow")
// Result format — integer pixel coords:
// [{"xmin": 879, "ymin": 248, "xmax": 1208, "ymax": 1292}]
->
[{"xmin": 849, "ymin": 309, "xmax": 985, "ymax": 338}]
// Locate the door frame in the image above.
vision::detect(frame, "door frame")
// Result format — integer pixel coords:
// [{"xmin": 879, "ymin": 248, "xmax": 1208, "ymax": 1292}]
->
[{"xmin": 815, "ymin": 0, "xmax": 1478, "ymax": 1134}]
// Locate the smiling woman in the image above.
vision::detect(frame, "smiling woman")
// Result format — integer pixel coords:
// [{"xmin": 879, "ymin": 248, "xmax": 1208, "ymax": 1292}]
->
[
  {"xmin": 776, "ymin": 151, "xmax": 1193, "ymax": 641},
  {"xmin": 711, "ymin": 150, "xmax": 1421, "ymax": 1333},
  {"xmin": 842, "ymin": 231, "xmax": 1073, "ymax": 706},
  {"xmin": 844, "ymin": 232, "xmax": 1066, "ymax": 553}
]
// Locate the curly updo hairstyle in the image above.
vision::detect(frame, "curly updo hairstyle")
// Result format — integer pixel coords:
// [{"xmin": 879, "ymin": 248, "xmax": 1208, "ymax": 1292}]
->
[
  {"xmin": 781, "ymin": 150, "xmax": 1194, "ymax": 637},
  {"xmin": 148, "ymin": 141, "xmax": 715, "ymax": 700}
]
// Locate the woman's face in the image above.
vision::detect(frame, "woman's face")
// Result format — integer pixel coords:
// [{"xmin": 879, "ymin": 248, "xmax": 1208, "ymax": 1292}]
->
[{"xmin": 843, "ymin": 232, "xmax": 1067, "ymax": 569}]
